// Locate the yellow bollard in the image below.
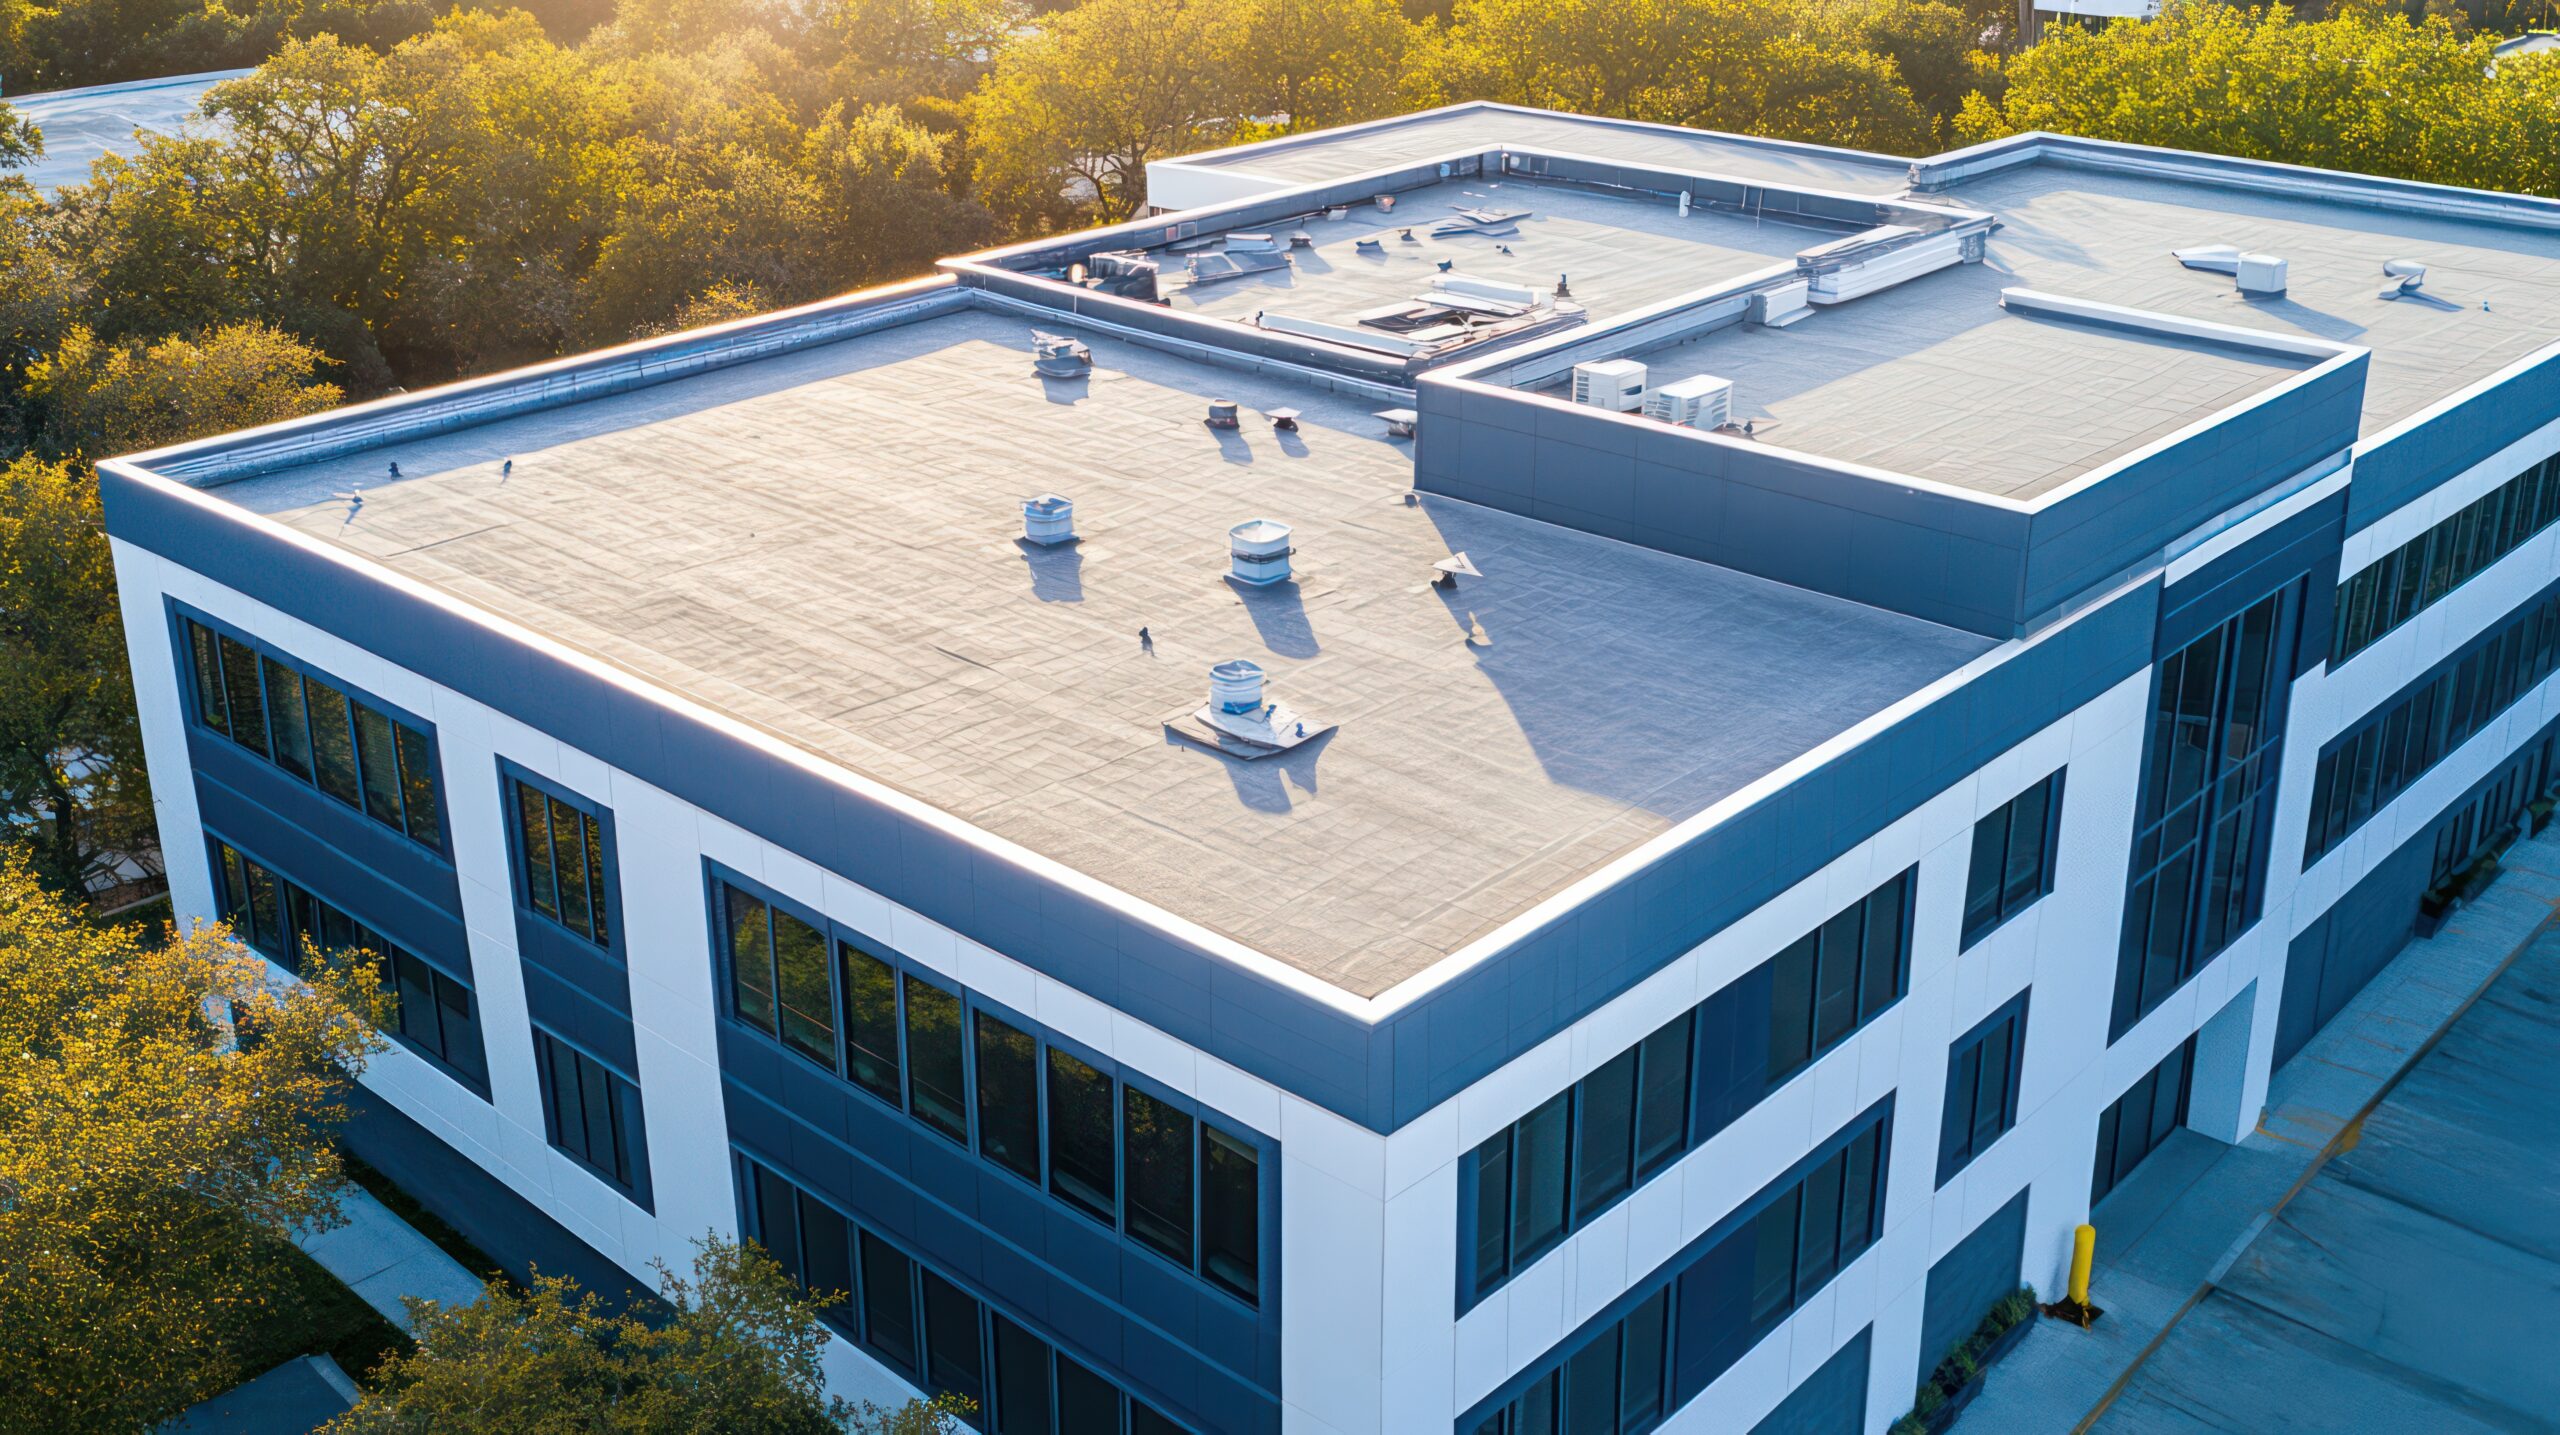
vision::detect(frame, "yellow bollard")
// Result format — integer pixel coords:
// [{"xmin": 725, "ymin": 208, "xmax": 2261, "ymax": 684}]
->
[{"xmin": 2068, "ymin": 1223, "xmax": 2097, "ymax": 1308}]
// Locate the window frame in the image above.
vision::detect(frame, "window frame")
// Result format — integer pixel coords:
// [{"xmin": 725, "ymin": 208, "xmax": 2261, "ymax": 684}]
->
[
  {"xmin": 170, "ymin": 601, "xmax": 450, "ymax": 859},
  {"xmin": 531, "ymin": 1024, "xmax": 654, "ymax": 1209},
  {"xmin": 498, "ymin": 763, "xmax": 622, "ymax": 957},
  {"xmin": 1960, "ymin": 770, "xmax": 2066, "ymax": 950},
  {"xmin": 2332, "ymin": 453, "xmax": 2560, "ymax": 668},
  {"xmin": 1935, "ymin": 991, "xmax": 2028, "ymax": 1186},
  {"xmin": 705, "ymin": 863, "xmax": 1276, "ymax": 1314}
]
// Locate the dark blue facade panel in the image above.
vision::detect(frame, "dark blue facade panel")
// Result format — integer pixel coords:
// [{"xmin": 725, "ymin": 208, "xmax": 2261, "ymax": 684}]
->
[
  {"xmin": 518, "ymin": 958, "xmax": 640, "ymax": 1075},
  {"xmin": 2022, "ymin": 356, "xmax": 2365, "ymax": 622},
  {"xmin": 113, "ymin": 466, "xmax": 2149, "ymax": 1135},
  {"xmin": 2154, "ymin": 488, "xmax": 2346, "ymax": 665},
  {"xmin": 718, "ymin": 1040, "xmax": 1282, "ymax": 1434},
  {"xmin": 2348, "ymin": 348, "xmax": 2560, "ymax": 535},
  {"xmin": 189, "ymin": 737, "xmax": 469, "ymax": 975}
]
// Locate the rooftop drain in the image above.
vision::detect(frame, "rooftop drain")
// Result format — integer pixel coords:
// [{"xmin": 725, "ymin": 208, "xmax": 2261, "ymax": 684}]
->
[
  {"xmin": 1165, "ymin": 659, "xmax": 1333, "ymax": 760},
  {"xmin": 1230, "ymin": 519, "xmax": 1294, "ymax": 585},
  {"xmin": 1022, "ymin": 494, "xmax": 1075, "ymax": 546}
]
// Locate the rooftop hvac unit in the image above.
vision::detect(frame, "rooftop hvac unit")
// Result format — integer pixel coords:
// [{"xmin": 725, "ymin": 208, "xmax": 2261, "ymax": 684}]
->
[
  {"xmin": 1643, "ymin": 374, "xmax": 1733, "ymax": 429},
  {"xmin": 1572, "ymin": 359, "xmax": 1646, "ymax": 412},
  {"xmin": 2236, "ymin": 253, "xmax": 2287, "ymax": 298},
  {"xmin": 1747, "ymin": 281, "xmax": 1810, "ymax": 329}
]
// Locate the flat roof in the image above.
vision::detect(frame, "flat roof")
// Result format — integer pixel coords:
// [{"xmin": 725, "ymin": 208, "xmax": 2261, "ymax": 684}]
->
[
  {"xmin": 1538, "ymin": 263, "xmax": 2315, "ymax": 500},
  {"xmin": 1942, "ymin": 162, "xmax": 2560, "ymax": 437},
  {"xmin": 1157, "ymin": 175, "xmax": 1815, "ymax": 341},
  {"xmin": 189, "ymin": 303, "xmax": 1992, "ymax": 995},
  {"xmin": 6, "ymin": 70, "xmax": 248, "ymax": 193},
  {"xmin": 1167, "ymin": 104, "xmax": 1915, "ymax": 196}
]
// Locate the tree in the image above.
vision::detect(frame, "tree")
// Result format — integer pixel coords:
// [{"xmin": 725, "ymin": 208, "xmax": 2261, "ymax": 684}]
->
[
  {"xmin": 1212, "ymin": 0, "xmax": 1412, "ymax": 133},
  {"xmin": 25, "ymin": 321, "xmax": 344, "ymax": 461},
  {"xmin": 0, "ymin": 458, "xmax": 155, "ymax": 903},
  {"xmin": 970, "ymin": 0, "xmax": 1232, "ymax": 226},
  {"xmin": 0, "ymin": 860, "xmax": 389, "ymax": 1432},
  {"xmin": 324, "ymin": 1235, "xmax": 973, "ymax": 1433}
]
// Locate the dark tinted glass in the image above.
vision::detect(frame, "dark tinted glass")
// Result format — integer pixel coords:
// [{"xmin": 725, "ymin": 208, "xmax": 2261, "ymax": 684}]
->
[
  {"xmin": 550, "ymin": 796, "xmax": 591, "ymax": 936},
  {"xmin": 1963, "ymin": 811, "xmax": 2006, "ymax": 940},
  {"xmin": 725, "ymin": 887, "xmax": 775, "ymax": 1034},
  {"xmin": 2003, "ymin": 781, "xmax": 2051, "ymax": 910},
  {"xmin": 217, "ymin": 636, "xmax": 269, "ymax": 756},
  {"xmin": 1812, "ymin": 904, "xmax": 1863, "ymax": 1050},
  {"xmin": 1632, "ymin": 1014, "xmax": 1691, "ymax": 1177},
  {"xmin": 1509, "ymin": 1089, "xmax": 1571, "ymax": 1265},
  {"xmin": 1561, "ymin": 1325, "xmax": 1618, "ymax": 1435},
  {"xmin": 1747, "ymin": 1188, "xmax": 1799, "ymax": 1325},
  {"xmin": 1838, "ymin": 1126, "xmax": 1877, "ymax": 1262},
  {"xmin": 395, "ymin": 725, "xmax": 441, "ymax": 847},
  {"xmin": 351, "ymin": 702, "xmax": 403, "ymax": 827},
  {"xmin": 1201, "ymin": 1124, "xmax": 1259, "ymax": 1304},
  {"xmin": 1472, "ymin": 1132, "xmax": 1511, "ymax": 1288},
  {"xmin": 801, "ymin": 1191, "xmax": 853, "ymax": 1315},
  {"xmin": 1862, "ymin": 876, "xmax": 1906, "ymax": 1018},
  {"xmin": 1795, "ymin": 1149, "xmax": 1844, "ymax": 1292},
  {"xmin": 1055, "ymin": 1356, "xmax": 1119, "ymax": 1435},
  {"xmin": 1766, "ymin": 934, "xmax": 1816, "ymax": 1081},
  {"xmin": 584, "ymin": 817, "xmax": 611, "ymax": 945},
  {"xmin": 904, "ymin": 975, "xmax": 968, "ymax": 1142},
  {"xmin": 518, "ymin": 784, "xmax": 557, "ymax": 918},
  {"xmin": 1973, "ymin": 1021, "xmax": 2014, "ymax": 1151},
  {"xmin": 264, "ymin": 658, "xmax": 312, "ymax": 778},
  {"xmin": 859, "ymin": 1231, "xmax": 918, "ymax": 1374},
  {"xmin": 1619, "ymin": 1286, "xmax": 1669, "ymax": 1427},
  {"xmin": 974, "ymin": 1010, "xmax": 1041, "ymax": 1181},
  {"xmin": 434, "ymin": 971, "xmax": 484, "ymax": 1083},
  {"xmin": 188, "ymin": 622, "xmax": 228, "ymax": 734},
  {"xmin": 992, "ymin": 1315, "xmax": 1054, "ymax": 1435},
  {"xmin": 842, "ymin": 942, "xmax": 902, "ymax": 1104},
  {"xmin": 1046, "ymin": 1048, "xmax": 1115, "ymax": 1223},
  {"xmin": 1129, "ymin": 1403, "xmax": 1185, "ymax": 1435},
  {"xmin": 1122, "ymin": 1086, "xmax": 1194, "ymax": 1268},
  {"xmin": 754, "ymin": 1165, "xmax": 801, "ymax": 1284},
  {"xmin": 1571, "ymin": 1048, "xmax": 1637, "ymax": 1223},
  {"xmin": 773, "ymin": 908, "xmax": 834, "ymax": 1068},
  {"xmin": 921, "ymin": 1269, "xmax": 984, "ymax": 1407},
  {"xmin": 578, "ymin": 1053, "xmax": 622, "ymax": 1183}
]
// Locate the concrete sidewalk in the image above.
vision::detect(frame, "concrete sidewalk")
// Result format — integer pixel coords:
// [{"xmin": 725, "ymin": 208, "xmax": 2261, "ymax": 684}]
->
[
  {"xmin": 1953, "ymin": 828, "xmax": 2560, "ymax": 1434},
  {"xmin": 294, "ymin": 1182, "xmax": 488, "ymax": 1333}
]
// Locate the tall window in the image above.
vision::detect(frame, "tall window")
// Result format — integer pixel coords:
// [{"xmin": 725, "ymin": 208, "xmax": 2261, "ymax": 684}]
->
[
  {"xmin": 1464, "ymin": 1105, "xmax": 1890, "ymax": 1435},
  {"xmin": 2092, "ymin": 1036, "xmax": 2194, "ymax": 1205},
  {"xmin": 181, "ymin": 615, "xmax": 444, "ymax": 852},
  {"xmin": 208, "ymin": 835, "xmax": 487, "ymax": 1091},
  {"xmin": 1937, "ymin": 994, "xmax": 2027, "ymax": 1185},
  {"xmin": 1464, "ymin": 869, "xmax": 1910, "ymax": 1308},
  {"xmin": 2115, "ymin": 586, "xmax": 2296, "ymax": 1039},
  {"xmin": 744, "ymin": 1160, "xmax": 1195, "ymax": 1433},
  {"xmin": 713, "ymin": 876, "xmax": 1267, "ymax": 1307},
  {"xmin": 1962, "ymin": 771, "xmax": 2063, "ymax": 948},
  {"xmin": 2303, "ymin": 583, "xmax": 2560, "ymax": 864},
  {"xmin": 2332, "ymin": 452, "xmax": 2560, "ymax": 666},
  {"xmin": 534, "ymin": 1028, "xmax": 650, "ymax": 1206},
  {"xmin": 510, "ymin": 777, "xmax": 613, "ymax": 948}
]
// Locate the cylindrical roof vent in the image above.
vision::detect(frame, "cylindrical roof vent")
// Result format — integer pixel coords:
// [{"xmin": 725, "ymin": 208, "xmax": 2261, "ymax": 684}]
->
[
  {"xmin": 1022, "ymin": 493, "xmax": 1075, "ymax": 546},
  {"xmin": 1210, "ymin": 660, "xmax": 1265, "ymax": 715},
  {"xmin": 1229, "ymin": 519, "xmax": 1294, "ymax": 586}
]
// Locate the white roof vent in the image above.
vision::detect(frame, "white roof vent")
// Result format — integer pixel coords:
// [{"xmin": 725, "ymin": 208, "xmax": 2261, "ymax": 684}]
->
[
  {"xmin": 1210, "ymin": 659, "xmax": 1265, "ymax": 714},
  {"xmin": 2236, "ymin": 253, "xmax": 2287, "ymax": 298},
  {"xmin": 1230, "ymin": 519, "xmax": 1294, "ymax": 585},
  {"xmin": 1166, "ymin": 660, "xmax": 1335, "ymax": 759},
  {"xmin": 1644, "ymin": 374, "xmax": 1733, "ymax": 429},
  {"xmin": 1031, "ymin": 331, "xmax": 1091, "ymax": 377},
  {"xmin": 2379, "ymin": 258, "xmax": 2429, "ymax": 299},
  {"xmin": 1572, "ymin": 359, "xmax": 1646, "ymax": 411},
  {"xmin": 2172, "ymin": 244, "xmax": 2243, "ymax": 275},
  {"xmin": 1022, "ymin": 494, "xmax": 1075, "ymax": 546}
]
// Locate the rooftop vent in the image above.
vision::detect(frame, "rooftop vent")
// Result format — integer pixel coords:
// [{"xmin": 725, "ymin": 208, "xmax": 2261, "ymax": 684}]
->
[
  {"xmin": 2236, "ymin": 253, "xmax": 2287, "ymax": 298},
  {"xmin": 1207, "ymin": 399, "xmax": 1240, "ymax": 429},
  {"xmin": 1572, "ymin": 359, "xmax": 1647, "ymax": 411},
  {"xmin": 1022, "ymin": 494, "xmax": 1075, "ymax": 546},
  {"xmin": 1031, "ymin": 331, "xmax": 1091, "ymax": 377},
  {"xmin": 2172, "ymin": 244, "xmax": 2243, "ymax": 275},
  {"xmin": 1644, "ymin": 374, "xmax": 1734, "ymax": 429},
  {"xmin": 1229, "ymin": 519, "xmax": 1294, "ymax": 585},
  {"xmin": 2379, "ymin": 258, "xmax": 2429, "ymax": 299},
  {"xmin": 1377, "ymin": 407, "xmax": 1417, "ymax": 439},
  {"xmin": 1210, "ymin": 660, "xmax": 1265, "ymax": 715},
  {"xmin": 1747, "ymin": 281, "xmax": 1810, "ymax": 328}
]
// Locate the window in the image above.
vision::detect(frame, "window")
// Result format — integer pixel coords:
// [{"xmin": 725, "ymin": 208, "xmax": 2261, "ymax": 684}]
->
[
  {"xmin": 180, "ymin": 615, "xmax": 446, "ymax": 853},
  {"xmin": 2116, "ymin": 587, "xmax": 2296, "ymax": 1038},
  {"xmin": 2305, "ymin": 582, "xmax": 2560, "ymax": 865},
  {"xmin": 208, "ymin": 834, "xmax": 487, "ymax": 1091},
  {"xmin": 1462, "ymin": 869, "xmax": 1911, "ymax": 1308},
  {"xmin": 1937, "ymin": 995, "xmax": 2027, "ymax": 1185},
  {"xmin": 509, "ymin": 777, "xmax": 613, "ymax": 948},
  {"xmin": 1465, "ymin": 1107, "xmax": 1889, "ymax": 1435},
  {"xmin": 1962, "ymin": 771, "xmax": 2063, "ymax": 947},
  {"xmin": 2092, "ymin": 1036, "xmax": 2194, "ymax": 1205},
  {"xmin": 533, "ymin": 1028, "xmax": 650, "ymax": 1204},
  {"xmin": 2332, "ymin": 453, "xmax": 2560, "ymax": 666},
  {"xmin": 711, "ymin": 876, "xmax": 1267, "ymax": 1307},
  {"xmin": 742, "ymin": 1160, "xmax": 1196, "ymax": 1433}
]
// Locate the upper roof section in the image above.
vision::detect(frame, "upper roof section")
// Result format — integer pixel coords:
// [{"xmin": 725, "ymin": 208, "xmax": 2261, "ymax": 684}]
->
[{"xmin": 1146, "ymin": 102, "xmax": 1918, "ymax": 207}]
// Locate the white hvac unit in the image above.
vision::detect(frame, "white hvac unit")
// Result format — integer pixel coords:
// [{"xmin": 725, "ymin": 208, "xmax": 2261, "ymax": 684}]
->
[
  {"xmin": 1643, "ymin": 374, "xmax": 1733, "ymax": 429},
  {"xmin": 1572, "ymin": 359, "xmax": 1647, "ymax": 412},
  {"xmin": 1747, "ymin": 281, "xmax": 1811, "ymax": 328},
  {"xmin": 2236, "ymin": 252, "xmax": 2287, "ymax": 297}
]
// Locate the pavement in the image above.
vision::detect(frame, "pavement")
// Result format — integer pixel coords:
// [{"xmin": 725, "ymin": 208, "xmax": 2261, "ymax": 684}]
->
[
  {"xmin": 293, "ymin": 1182, "xmax": 487, "ymax": 1333},
  {"xmin": 1954, "ymin": 827, "xmax": 2560, "ymax": 1434}
]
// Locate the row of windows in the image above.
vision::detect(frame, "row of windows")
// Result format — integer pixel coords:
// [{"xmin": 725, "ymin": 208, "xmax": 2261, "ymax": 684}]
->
[
  {"xmin": 184, "ymin": 617, "xmax": 444, "ymax": 853},
  {"xmin": 1465, "ymin": 870, "xmax": 1910, "ymax": 1304},
  {"xmin": 2431, "ymin": 738, "xmax": 2552, "ymax": 886},
  {"xmin": 2303, "ymin": 584, "xmax": 2560, "ymax": 864},
  {"xmin": 1936, "ymin": 995, "xmax": 2026, "ymax": 1186},
  {"xmin": 719, "ymin": 880, "xmax": 1264, "ymax": 1307},
  {"xmin": 2115, "ymin": 587, "xmax": 2296, "ymax": 1038},
  {"xmin": 512, "ymin": 777, "xmax": 613, "ymax": 949},
  {"xmin": 209, "ymin": 836, "xmax": 489, "ymax": 1089},
  {"xmin": 1961, "ymin": 772, "xmax": 2063, "ymax": 949},
  {"xmin": 1466, "ymin": 1110, "xmax": 1890, "ymax": 1435},
  {"xmin": 744, "ymin": 1161, "xmax": 1191, "ymax": 1434},
  {"xmin": 534, "ymin": 1028, "xmax": 649, "ymax": 1204},
  {"xmin": 2091, "ymin": 1035, "xmax": 2192, "ymax": 1207},
  {"xmin": 2332, "ymin": 452, "xmax": 2560, "ymax": 666}
]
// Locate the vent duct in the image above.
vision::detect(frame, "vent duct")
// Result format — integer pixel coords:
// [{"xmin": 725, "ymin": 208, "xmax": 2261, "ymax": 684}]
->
[
  {"xmin": 1022, "ymin": 494, "xmax": 1074, "ymax": 546},
  {"xmin": 1229, "ymin": 519, "xmax": 1294, "ymax": 585}
]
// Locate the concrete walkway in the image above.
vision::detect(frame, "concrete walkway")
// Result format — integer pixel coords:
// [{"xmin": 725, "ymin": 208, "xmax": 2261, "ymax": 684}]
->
[
  {"xmin": 1955, "ymin": 828, "xmax": 2560, "ymax": 1435},
  {"xmin": 294, "ymin": 1182, "xmax": 488, "ymax": 1333}
]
